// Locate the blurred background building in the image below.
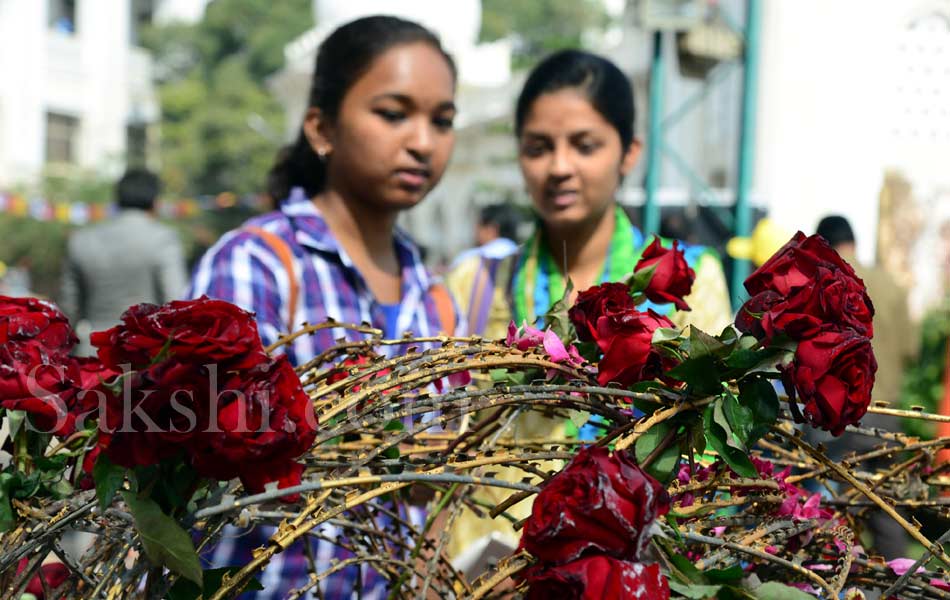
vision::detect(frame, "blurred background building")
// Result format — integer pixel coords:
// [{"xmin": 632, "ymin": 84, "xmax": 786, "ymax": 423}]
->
[
  {"xmin": 0, "ymin": 0, "xmax": 209, "ymax": 184},
  {"xmin": 1, "ymin": 0, "xmax": 949, "ymax": 317}
]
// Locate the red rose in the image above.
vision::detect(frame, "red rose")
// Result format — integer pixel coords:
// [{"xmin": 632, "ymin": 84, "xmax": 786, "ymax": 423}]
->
[
  {"xmin": 188, "ymin": 356, "xmax": 317, "ymax": 498},
  {"xmin": 784, "ymin": 329, "xmax": 877, "ymax": 436},
  {"xmin": 633, "ymin": 237, "xmax": 695, "ymax": 311},
  {"xmin": 0, "ymin": 296, "xmax": 77, "ymax": 355},
  {"xmin": 744, "ymin": 232, "xmax": 860, "ymax": 297},
  {"xmin": 735, "ymin": 290, "xmax": 782, "ymax": 339},
  {"xmin": 97, "ymin": 359, "xmax": 210, "ymax": 468},
  {"xmin": 91, "ymin": 297, "xmax": 267, "ymax": 372},
  {"xmin": 568, "ymin": 283, "xmax": 636, "ymax": 342},
  {"xmin": 0, "ymin": 343, "xmax": 85, "ymax": 436},
  {"xmin": 760, "ymin": 266, "xmax": 874, "ymax": 340},
  {"xmin": 17, "ymin": 557, "xmax": 70, "ymax": 600},
  {"xmin": 523, "ymin": 557, "xmax": 669, "ymax": 600},
  {"xmin": 521, "ymin": 446, "xmax": 669, "ymax": 564},
  {"xmin": 595, "ymin": 309, "xmax": 675, "ymax": 387}
]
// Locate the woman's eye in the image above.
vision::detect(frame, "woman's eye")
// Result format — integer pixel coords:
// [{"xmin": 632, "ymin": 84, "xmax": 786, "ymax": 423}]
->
[
  {"xmin": 376, "ymin": 109, "xmax": 405, "ymax": 123},
  {"xmin": 433, "ymin": 116, "xmax": 455, "ymax": 130},
  {"xmin": 576, "ymin": 141, "xmax": 600, "ymax": 155},
  {"xmin": 521, "ymin": 143, "xmax": 548, "ymax": 157}
]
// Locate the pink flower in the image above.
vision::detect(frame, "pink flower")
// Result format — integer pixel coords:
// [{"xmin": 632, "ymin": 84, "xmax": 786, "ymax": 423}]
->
[
  {"xmin": 506, "ymin": 322, "xmax": 585, "ymax": 378},
  {"xmin": 887, "ymin": 558, "xmax": 924, "ymax": 576}
]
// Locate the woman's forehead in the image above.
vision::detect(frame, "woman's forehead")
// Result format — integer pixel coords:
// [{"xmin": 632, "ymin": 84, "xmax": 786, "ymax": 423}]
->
[
  {"xmin": 521, "ymin": 90, "xmax": 614, "ymax": 135},
  {"xmin": 347, "ymin": 42, "xmax": 455, "ymax": 107}
]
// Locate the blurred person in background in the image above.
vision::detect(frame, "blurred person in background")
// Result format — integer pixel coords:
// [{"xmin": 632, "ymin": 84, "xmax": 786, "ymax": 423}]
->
[
  {"xmin": 60, "ymin": 168, "xmax": 187, "ymax": 349},
  {"xmin": 447, "ymin": 49, "xmax": 731, "ymax": 341},
  {"xmin": 450, "ymin": 202, "xmax": 523, "ymax": 268},
  {"xmin": 443, "ymin": 48, "xmax": 732, "ymax": 570},
  {"xmin": 188, "ymin": 15, "xmax": 459, "ymax": 599},
  {"xmin": 815, "ymin": 214, "xmax": 915, "ymax": 558}
]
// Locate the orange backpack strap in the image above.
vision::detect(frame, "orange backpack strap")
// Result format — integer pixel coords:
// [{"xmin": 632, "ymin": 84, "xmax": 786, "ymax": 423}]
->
[
  {"xmin": 245, "ymin": 226, "xmax": 299, "ymax": 332},
  {"xmin": 429, "ymin": 283, "xmax": 456, "ymax": 336}
]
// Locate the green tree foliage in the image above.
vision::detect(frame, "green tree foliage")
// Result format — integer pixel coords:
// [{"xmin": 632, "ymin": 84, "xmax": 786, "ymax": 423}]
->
[
  {"xmin": 143, "ymin": 0, "xmax": 313, "ymax": 197},
  {"xmin": 480, "ymin": 0, "xmax": 610, "ymax": 67},
  {"xmin": 900, "ymin": 302, "xmax": 950, "ymax": 438}
]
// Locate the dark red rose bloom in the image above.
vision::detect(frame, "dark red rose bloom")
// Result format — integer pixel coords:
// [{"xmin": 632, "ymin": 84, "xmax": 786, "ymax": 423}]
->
[
  {"xmin": 91, "ymin": 297, "xmax": 267, "ymax": 372},
  {"xmin": 17, "ymin": 557, "xmax": 70, "ymax": 600},
  {"xmin": 633, "ymin": 237, "xmax": 695, "ymax": 311},
  {"xmin": 0, "ymin": 296, "xmax": 77, "ymax": 355},
  {"xmin": 0, "ymin": 343, "xmax": 88, "ymax": 436},
  {"xmin": 784, "ymin": 329, "xmax": 877, "ymax": 436},
  {"xmin": 97, "ymin": 359, "xmax": 210, "ymax": 468},
  {"xmin": 568, "ymin": 283, "xmax": 636, "ymax": 342},
  {"xmin": 521, "ymin": 446, "xmax": 669, "ymax": 564},
  {"xmin": 523, "ymin": 557, "xmax": 669, "ymax": 600},
  {"xmin": 188, "ymin": 356, "xmax": 317, "ymax": 499},
  {"xmin": 744, "ymin": 232, "xmax": 860, "ymax": 297},
  {"xmin": 0, "ymin": 296, "xmax": 86, "ymax": 435},
  {"xmin": 735, "ymin": 290, "xmax": 782, "ymax": 338},
  {"xmin": 595, "ymin": 309, "xmax": 675, "ymax": 387},
  {"xmin": 760, "ymin": 266, "xmax": 874, "ymax": 340}
]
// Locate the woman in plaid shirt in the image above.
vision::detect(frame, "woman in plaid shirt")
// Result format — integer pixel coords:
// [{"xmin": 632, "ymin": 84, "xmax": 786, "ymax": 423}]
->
[{"xmin": 188, "ymin": 15, "xmax": 459, "ymax": 598}]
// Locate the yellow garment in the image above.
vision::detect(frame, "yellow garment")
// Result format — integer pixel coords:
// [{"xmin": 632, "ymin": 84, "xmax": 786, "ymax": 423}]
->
[{"xmin": 442, "ymin": 240, "xmax": 733, "ymax": 561}]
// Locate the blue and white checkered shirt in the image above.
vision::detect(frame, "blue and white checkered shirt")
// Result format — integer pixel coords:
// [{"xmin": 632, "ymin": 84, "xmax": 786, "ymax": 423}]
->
[{"xmin": 188, "ymin": 188, "xmax": 451, "ymax": 598}]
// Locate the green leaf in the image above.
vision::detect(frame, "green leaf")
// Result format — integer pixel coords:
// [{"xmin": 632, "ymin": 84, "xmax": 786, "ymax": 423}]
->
[
  {"xmin": 704, "ymin": 565, "xmax": 744, "ymax": 584},
  {"xmin": 668, "ymin": 581, "xmax": 722, "ymax": 599},
  {"xmin": 634, "ymin": 420, "xmax": 681, "ymax": 482},
  {"xmin": 628, "ymin": 262, "xmax": 658, "ymax": 294},
  {"xmin": 122, "ymin": 491, "xmax": 203, "ymax": 585},
  {"xmin": 490, "ymin": 369, "xmax": 528, "ymax": 386},
  {"xmin": 653, "ymin": 327, "xmax": 684, "ymax": 344},
  {"xmin": 721, "ymin": 392, "xmax": 753, "ymax": 447},
  {"xmin": 739, "ymin": 375, "xmax": 780, "ymax": 445},
  {"xmin": 0, "ymin": 473, "xmax": 15, "ymax": 532},
  {"xmin": 165, "ymin": 567, "xmax": 264, "ymax": 599},
  {"xmin": 543, "ymin": 278, "xmax": 575, "ymax": 339},
  {"xmin": 689, "ymin": 326, "xmax": 727, "ymax": 359},
  {"xmin": 669, "ymin": 553, "xmax": 704, "ymax": 584},
  {"xmin": 6, "ymin": 410, "xmax": 26, "ymax": 440},
  {"xmin": 383, "ymin": 419, "xmax": 404, "ymax": 432},
  {"xmin": 666, "ymin": 355, "xmax": 722, "ymax": 395},
  {"xmin": 717, "ymin": 325, "xmax": 740, "ymax": 347},
  {"xmin": 703, "ymin": 402, "xmax": 757, "ymax": 478},
  {"xmin": 753, "ymin": 582, "xmax": 817, "ymax": 599},
  {"xmin": 688, "ymin": 424, "xmax": 707, "ymax": 458},
  {"xmin": 712, "ymin": 400, "xmax": 745, "ymax": 452},
  {"xmin": 93, "ymin": 454, "xmax": 126, "ymax": 511}
]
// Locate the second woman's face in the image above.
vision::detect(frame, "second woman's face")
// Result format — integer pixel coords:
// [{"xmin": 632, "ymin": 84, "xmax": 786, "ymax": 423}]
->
[
  {"xmin": 323, "ymin": 42, "xmax": 457, "ymax": 211},
  {"xmin": 518, "ymin": 89, "xmax": 640, "ymax": 231}
]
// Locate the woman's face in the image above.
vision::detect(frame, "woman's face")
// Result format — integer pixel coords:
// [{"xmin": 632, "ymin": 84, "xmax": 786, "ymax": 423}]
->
[
  {"xmin": 311, "ymin": 42, "xmax": 457, "ymax": 210},
  {"xmin": 518, "ymin": 89, "xmax": 640, "ymax": 231}
]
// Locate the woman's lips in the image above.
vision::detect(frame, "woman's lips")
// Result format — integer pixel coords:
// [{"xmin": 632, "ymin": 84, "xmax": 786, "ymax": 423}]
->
[
  {"xmin": 394, "ymin": 169, "xmax": 430, "ymax": 189},
  {"xmin": 546, "ymin": 189, "xmax": 580, "ymax": 208}
]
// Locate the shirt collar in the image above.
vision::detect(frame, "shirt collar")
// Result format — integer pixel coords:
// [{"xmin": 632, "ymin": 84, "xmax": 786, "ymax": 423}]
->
[{"xmin": 279, "ymin": 187, "xmax": 430, "ymax": 288}]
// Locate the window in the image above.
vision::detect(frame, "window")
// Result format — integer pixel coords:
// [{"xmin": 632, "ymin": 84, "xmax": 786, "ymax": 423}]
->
[
  {"xmin": 48, "ymin": 0, "xmax": 77, "ymax": 35},
  {"xmin": 127, "ymin": 123, "xmax": 148, "ymax": 166},
  {"xmin": 45, "ymin": 112, "xmax": 79, "ymax": 164}
]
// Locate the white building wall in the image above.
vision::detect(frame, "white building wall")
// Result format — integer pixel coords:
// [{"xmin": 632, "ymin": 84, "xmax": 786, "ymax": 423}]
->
[
  {"xmin": 755, "ymin": 0, "xmax": 950, "ymax": 266},
  {"xmin": 0, "ymin": 0, "xmax": 160, "ymax": 187},
  {"xmin": 0, "ymin": 0, "xmax": 47, "ymax": 184}
]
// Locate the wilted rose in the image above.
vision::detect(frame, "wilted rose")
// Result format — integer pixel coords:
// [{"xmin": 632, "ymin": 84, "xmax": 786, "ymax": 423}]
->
[{"xmin": 520, "ymin": 446, "xmax": 669, "ymax": 564}]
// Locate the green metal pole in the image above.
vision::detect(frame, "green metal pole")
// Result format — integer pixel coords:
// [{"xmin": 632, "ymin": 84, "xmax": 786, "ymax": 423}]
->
[
  {"xmin": 731, "ymin": 0, "xmax": 762, "ymax": 308},
  {"xmin": 643, "ymin": 30, "xmax": 664, "ymax": 238}
]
